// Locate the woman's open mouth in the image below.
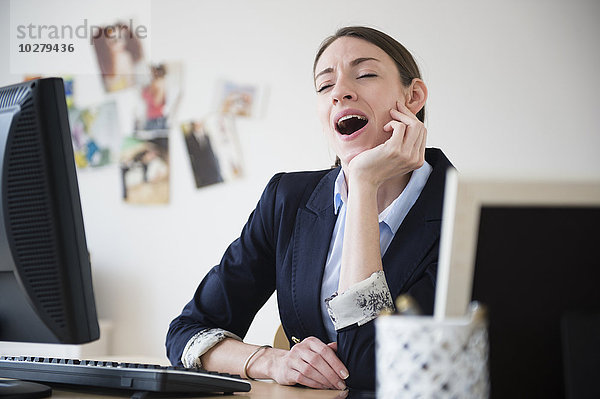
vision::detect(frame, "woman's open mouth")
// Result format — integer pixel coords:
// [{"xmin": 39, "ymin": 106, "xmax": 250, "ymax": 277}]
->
[{"xmin": 335, "ymin": 114, "xmax": 368, "ymax": 135}]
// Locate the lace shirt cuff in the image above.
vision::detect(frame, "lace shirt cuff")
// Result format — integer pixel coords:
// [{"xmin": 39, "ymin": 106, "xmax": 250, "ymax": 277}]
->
[
  {"xmin": 181, "ymin": 328, "xmax": 242, "ymax": 369},
  {"xmin": 325, "ymin": 270, "xmax": 394, "ymax": 331}
]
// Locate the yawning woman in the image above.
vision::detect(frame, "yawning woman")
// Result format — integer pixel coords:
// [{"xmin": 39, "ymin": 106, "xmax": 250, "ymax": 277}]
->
[{"xmin": 166, "ymin": 25, "xmax": 454, "ymax": 391}]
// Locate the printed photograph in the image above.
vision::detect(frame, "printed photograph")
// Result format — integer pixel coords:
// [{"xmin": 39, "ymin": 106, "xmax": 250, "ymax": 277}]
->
[
  {"xmin": 93, "ymin": 21, "xmax": 145, "ymax": 92},
  {"xmin": 214, "ymin": 80, "xmax": 265, "ymax": 118},
  {"xmin": 182, "ymin": 115, "xmax": 243, "ymax": 189},
  {"xmin": 119, "ymin": 133, "xmax": 169, "ymax": 205},
  {"xmin": 68, "ymin": 101, "xmax": 120, "ymax": 169},
  {"xmin": 134, "ymin": 62, "xmax": 182, "ymax": 133}
]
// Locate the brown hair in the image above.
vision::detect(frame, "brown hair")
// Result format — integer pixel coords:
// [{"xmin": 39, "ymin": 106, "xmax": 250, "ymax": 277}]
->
[{"xmin": 314, "ymin": 26, "xmax": 425, "ymax": 124}]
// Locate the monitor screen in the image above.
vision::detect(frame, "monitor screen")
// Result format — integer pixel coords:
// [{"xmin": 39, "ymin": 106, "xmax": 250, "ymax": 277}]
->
[
  {"xmin": 472, "ymin": 206, "xmax": 600, "ymax": 398},
  {"xmin": 0, "ymin": 78, "xmax": 99, "ymax": 345}
]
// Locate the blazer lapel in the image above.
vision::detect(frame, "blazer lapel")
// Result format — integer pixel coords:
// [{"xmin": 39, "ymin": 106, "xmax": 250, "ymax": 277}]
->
[
  {"xmin": 382, "ymin": 205, "xmax": 441, "ymax": 295},
  {"xmin": 290, "ymin": 168, "xmax": 339, "ymax": 341},
  {"xmin": 382, "ymin": 148, "xmax": 451, "ymax": 296}
]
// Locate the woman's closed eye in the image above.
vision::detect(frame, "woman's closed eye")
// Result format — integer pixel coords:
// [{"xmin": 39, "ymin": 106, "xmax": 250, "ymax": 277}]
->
[
  {"xmin": 317, "ymin": 83, "xmax": 333, "ymax": 93},
  {"xmin": 358, "ymin": 73, "xmax": 377, "ymax": 79},
  {"xmin": 317, "ymin": 75, "xmax": 376, "ymax": 93}
]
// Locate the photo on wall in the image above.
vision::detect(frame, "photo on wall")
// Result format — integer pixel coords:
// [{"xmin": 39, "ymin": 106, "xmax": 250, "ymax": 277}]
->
[
  {"xmin": 68, "ymin": 101, "xmax": 120, "ymax": 169},
  {"xmin": 214, "ymin": 80, "xmax": 266, "ymax": 118},
  {"xmin": 93, "ymin": 21, "xmax": 145, "ymax": 92},
  {"xmin": 23, "ymin": 75, "xmax": 119, "ymax": 169},
  {"xmin": 119, "ymin": 132, "xmax": 169, "ymax": 205},
  {"xmin": 134, "ymin": 62, "xmax": 182, "ymax": 133},
  {"xmin": 182, "ymin": 114, "xmax": 243, "ymax": 189}
]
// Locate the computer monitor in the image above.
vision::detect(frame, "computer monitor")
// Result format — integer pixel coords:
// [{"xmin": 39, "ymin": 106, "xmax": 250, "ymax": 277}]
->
[
  {"xmin": 0, "ymin": 78, "xmax": 99, "ymax": 394},
  {"xmin": 435, "ymin": 169, "xmax": 600, "ymax": 398}
]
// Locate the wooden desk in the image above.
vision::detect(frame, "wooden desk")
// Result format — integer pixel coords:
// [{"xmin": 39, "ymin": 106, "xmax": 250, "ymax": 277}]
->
[
  {"xmin": 21, "ymin": 356, "xmax": 348, "ymax": 399},
  {"xmin": 49, "ymin": 380, "xmax": 347, "ymax": 398}
]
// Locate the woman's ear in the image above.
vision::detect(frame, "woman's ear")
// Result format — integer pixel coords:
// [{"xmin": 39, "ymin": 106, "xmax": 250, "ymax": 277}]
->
[{"xmin": 406, "ymin": 78, "xmax": 428, "ymax": 116}]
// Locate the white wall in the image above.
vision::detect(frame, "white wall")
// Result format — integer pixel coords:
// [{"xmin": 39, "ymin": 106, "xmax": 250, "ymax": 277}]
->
[{"xmin": 1, "ymin": 0, "xmax": 599, "ymax": 362}]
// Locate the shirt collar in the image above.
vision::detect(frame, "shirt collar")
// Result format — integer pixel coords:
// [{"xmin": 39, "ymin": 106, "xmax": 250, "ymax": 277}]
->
[
  {"xmin": 332, "ymin": 161, "xmax": 433, "ymax": 233},
  {"xmin": 333, "ymin": 168, "xmax": 347, "ymax": 215}
]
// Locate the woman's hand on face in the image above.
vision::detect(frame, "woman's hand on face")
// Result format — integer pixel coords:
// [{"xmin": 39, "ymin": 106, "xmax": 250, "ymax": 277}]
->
[
  {"xmin": 348, "ymin": 101, "xmax": 427, "ymax": 189},
  {"xmin": 268, "ymin": 337, "xmax": 348, "ymax": 390}
]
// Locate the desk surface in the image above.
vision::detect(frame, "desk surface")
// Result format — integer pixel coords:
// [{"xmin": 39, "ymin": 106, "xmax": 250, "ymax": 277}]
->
[
  {"xmin": 30, "ymin": 356, "xmax": 348, "ymax": 399},
  {"xmin": 49, "ymin": 380, "xmax": 347, "ymax": 399}
]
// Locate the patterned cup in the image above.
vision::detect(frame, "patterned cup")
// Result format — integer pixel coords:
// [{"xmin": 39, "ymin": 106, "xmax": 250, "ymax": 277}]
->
[{"xmin": 375, "ymin": 314, "xmax": 489, "ymax": 398}]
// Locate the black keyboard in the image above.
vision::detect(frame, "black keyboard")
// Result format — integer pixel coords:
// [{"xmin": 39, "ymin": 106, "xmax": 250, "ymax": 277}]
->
[{"xmin": 0, "ymin": 356, "xmax": 251, "ymax": 395}]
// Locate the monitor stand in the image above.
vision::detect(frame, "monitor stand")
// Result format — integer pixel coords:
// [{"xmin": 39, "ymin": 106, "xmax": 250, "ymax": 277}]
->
[{"xmin": 0, "ymin": 379, "xmax": 52, "ymax": 398}]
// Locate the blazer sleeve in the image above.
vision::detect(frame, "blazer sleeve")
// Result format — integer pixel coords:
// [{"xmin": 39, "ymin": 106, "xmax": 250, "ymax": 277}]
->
[
  {"xmin": 335, "ymin": 248, "xmax": 438, "ymax": 390},
  {"xmin": 165, "ymin": 174, "xmax": 283, "ymax": 366}
]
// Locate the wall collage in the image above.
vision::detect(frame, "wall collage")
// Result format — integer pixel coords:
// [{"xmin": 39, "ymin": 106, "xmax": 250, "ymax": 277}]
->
[{"xmin": 28, "ymin": 19, "xmax": 266, "ymax": 205}]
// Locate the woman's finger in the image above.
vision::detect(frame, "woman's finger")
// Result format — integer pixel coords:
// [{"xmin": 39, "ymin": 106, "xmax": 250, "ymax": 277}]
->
[
  {"xmin": 395, "ymin": 100, "xmax": 420, "ymax": 120},
  {"xmin": 291, "ymin": 355, "xmax": 336, "ymax": 389},
  {"xmin": 383, "ymin": 120, "xmax": 407, "ymax": 140},
  {"xmin": 390, "ymin": 107, "xmax": 419, "ymax": 127},
  {"xmin": 389, "ymin": 107, "xmax": 426, "ymax": 150},
  {"xmin": 288, "ymin": 368, "xmax": 330, "ymax": 389},
  {"xmin": 385, "ymin": 117, "xmax": 422, "ymax": 155},
  {"xmin": 302, "ymin": 340, "xmax": 347, "ymax": 388},
  {"xmin": 281, "ymin": 337, "xmax": 348, "ymax": 389},
  {"xmin": 414, "ymin": 125, "xmax": 427, "ymax": 155}
]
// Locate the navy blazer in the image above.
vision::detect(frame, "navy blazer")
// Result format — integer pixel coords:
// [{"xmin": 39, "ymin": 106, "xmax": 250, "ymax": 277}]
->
[{"xmin": 166, "ymin": 148, "xmax": 453, "ymax": 390}]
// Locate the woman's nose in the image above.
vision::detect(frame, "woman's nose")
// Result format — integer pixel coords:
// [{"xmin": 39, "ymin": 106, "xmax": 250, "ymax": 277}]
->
[{"xmin": 331, "ymin": 77, "xmax": 356, "ymax": 105}]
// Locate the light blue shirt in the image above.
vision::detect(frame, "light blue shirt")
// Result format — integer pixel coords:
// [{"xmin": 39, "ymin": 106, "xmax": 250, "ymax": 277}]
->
[{"xmin": 319, "ymin": 162, "xmax": 433, "ymax": 341}]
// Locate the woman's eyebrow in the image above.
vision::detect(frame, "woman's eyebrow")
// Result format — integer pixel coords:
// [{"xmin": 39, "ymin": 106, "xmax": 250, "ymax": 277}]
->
[
  {"xmin": 315, "ymin": 67, "xmax": 333, "ymax": 80},
  {"xmin": 315, "ymin": 57, "xmax": 381, "ymax": 80},
  {"xmin": 351, "ymin": 57, "xmax": 380, "ymax": 66}
]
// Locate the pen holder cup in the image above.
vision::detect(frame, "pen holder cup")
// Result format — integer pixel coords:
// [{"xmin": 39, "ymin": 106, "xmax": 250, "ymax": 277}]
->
[{"xmin": 375, "ymin": 314, "xmax": 489, "ymax": 399}]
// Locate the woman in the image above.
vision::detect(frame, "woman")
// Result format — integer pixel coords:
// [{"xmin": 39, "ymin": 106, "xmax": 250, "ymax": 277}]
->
[{"xmin": 166, "ymin": 26, "xmax": 453, "ymax": 391}]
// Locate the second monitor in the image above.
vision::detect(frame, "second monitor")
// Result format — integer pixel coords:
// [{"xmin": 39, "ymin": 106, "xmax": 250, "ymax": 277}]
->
[{"xmin": 436, "ymin": 171, "xmax": 600, "ymax": 398}]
